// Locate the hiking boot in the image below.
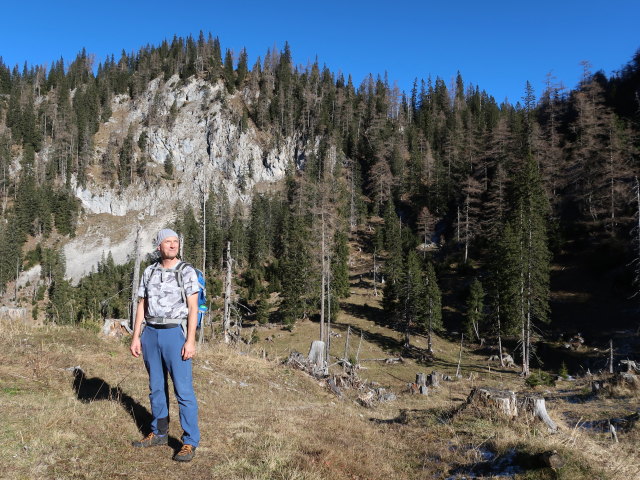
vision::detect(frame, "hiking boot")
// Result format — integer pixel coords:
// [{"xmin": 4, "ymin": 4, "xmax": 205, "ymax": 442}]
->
[
  {"xmin": 132, "ymin": 432, "xmax": 168, "ymax": 448},
  {"xmin": 173, "ymin": 444, "xmax": 196, "ymax": 462}
]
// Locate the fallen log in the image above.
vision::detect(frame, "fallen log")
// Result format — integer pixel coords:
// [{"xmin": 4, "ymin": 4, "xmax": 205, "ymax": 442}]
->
[
  {"xmin": 359, "ymin": 357, "xmax": 405, "ymax": 363},
  {"xmin": 358, "ymin": 388, "xmax": 397, "ymax": 407},
  {"xmin": 327, "ymin": 377, "xmax": 343, "ymax": 398},
  {"xmin": 620, "ymin": 360, "xmax": 640, "ymax": 374},
  {"xmin": 384, "ymin": 357, "xmax": 404, "ymax": 364},
  {"xmin": 487, "ymin": 353, "xmax": 516, "ymax": 368}
]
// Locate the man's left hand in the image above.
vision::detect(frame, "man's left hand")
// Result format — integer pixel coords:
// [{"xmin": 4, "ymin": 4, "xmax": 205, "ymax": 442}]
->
[{"xmin": 182, "ymin": 339, "xmax": 196, "ymax": 360}]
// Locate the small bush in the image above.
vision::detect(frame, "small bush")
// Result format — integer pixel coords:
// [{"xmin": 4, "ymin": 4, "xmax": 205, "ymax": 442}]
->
[
  {"xmin": 525, "ymin": 370, "xmax": 555, "ymax": 388},
  {"xmin": 558, "ymin": 361, "xmax": 569, "ymax": 379}
]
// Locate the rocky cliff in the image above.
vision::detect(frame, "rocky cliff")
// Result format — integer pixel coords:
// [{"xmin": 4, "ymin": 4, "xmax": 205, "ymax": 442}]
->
[{"xmin": 63, "ymin": 75, "xmax": 302, "ymax": 282}]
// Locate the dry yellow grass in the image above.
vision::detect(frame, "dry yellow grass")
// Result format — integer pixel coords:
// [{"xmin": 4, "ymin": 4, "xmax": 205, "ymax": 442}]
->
[
  {"xmin": 1, "ymin": 314, "xmax": 639, "ymax": 480},
  {"xmin": 2, "ymin": 229, "xmax": 638, "ymax": 479},
  {"xmin": 3, "ymin": 237, "xmax": 639, "ymax": 478}
]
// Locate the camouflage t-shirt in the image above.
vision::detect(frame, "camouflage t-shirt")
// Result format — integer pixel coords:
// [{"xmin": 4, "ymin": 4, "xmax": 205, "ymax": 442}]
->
[{"xmin": 137, "ymin": 262, "xmax": 199, "ymax": 320}]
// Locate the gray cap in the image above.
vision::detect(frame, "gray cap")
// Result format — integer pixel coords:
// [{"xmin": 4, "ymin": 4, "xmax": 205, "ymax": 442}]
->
[{"xmin": 155, "ymin": 228, "xmax": 179, "ymax": 248}]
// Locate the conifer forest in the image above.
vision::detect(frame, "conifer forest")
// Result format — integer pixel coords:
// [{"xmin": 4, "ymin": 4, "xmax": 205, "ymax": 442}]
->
[{"xmin": 1, "ymin": 34, "xmax": 640, "ymax": 378}]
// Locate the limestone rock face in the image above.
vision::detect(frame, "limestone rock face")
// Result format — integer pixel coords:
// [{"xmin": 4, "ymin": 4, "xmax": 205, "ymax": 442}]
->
[{"xmin": 63, "ymin": 75, "xmax": 302, "ymax": 282}]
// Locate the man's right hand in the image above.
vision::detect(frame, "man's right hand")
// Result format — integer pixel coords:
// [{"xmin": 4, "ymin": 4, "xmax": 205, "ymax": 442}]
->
[{"xmin": 130, "ymin": 337, "xmax": 142, "ymax": 358}]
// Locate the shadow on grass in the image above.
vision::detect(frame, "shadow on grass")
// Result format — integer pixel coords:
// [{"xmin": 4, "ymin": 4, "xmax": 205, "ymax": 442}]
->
[
  {"xmin": 71, "ymin": 367, "xmax": 181, "ymax": 449},
  {"xmin": 332, "ymin": 320, "xmax": 404, "ymax": 354},
  {"xmin": 427, "ymin": 356, "xmax": 517, "ymax": 376},
  {"xmin": 370, "ymin": 407, "xmax": 452, "ymax": 426},
  {"xmin": 340, "ymin": 301, "xmax": 390, "ymax": 327},
  {"xmin": 370, "ymin": 408, "xmax": 412, "ymax": 425}
]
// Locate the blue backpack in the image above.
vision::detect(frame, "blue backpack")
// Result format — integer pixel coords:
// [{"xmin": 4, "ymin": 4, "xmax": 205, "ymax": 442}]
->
[{"xmin": 173, "ymin": 262, "xmax": 208, "ymax": 329}]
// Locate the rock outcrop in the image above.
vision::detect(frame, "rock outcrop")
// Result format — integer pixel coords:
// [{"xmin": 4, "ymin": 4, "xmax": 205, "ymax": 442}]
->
[{"xmin": 62, "ymin": 75, "xmax": 303, "ymax": 281}]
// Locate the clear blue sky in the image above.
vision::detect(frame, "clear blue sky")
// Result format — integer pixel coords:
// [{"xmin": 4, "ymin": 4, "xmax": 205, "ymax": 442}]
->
[{"xmin": 1, "ymin": 0, "xmax": 638, "ymax": 104}]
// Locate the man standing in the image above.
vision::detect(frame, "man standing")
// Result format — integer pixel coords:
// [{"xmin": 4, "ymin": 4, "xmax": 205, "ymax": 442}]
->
[{"xmin": 130, "ymin": 228, "xmax": 200, "ymax": 462}]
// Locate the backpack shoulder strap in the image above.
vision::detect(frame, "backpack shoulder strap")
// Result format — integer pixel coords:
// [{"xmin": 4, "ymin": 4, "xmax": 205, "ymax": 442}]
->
[
  {"xmin": 175, "ymin": 262, "xmax": 191, "ymax": 304},
  {"xmin": 145, "ymin": 262, "xmax": 162, "ymax": 298}
]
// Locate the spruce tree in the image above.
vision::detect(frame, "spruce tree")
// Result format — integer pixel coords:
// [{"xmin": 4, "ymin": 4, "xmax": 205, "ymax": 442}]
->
[
  {"xmin": 236, "ymin": 48, "xmax": 248, "ymax": 87},
  {"xmin": 204, "ymin": 191, "xmax": 224, "ymax": 270},
  {"xmin": 248, "ymin": 195, "xmax": 270, "ymax": 270},
  {"xmin": 278, "ymin": 215, "xmax": 311, "ymax": 325},
  {"xmin": 331, "ymin": 230, "xmax": 350, "ymax": 299},
  {"xmin": 223, "ymin": 49, "xmax": 235, "ymax": 93},
  {"xmin": 497, "ymin": 154, "xmax": 551, "ymax": 376},
  {"xmin": 381, "ymin": 238, "xmax": 403, "ymax": 318},
  {"xmin": 423, "ymin": 261, "xmax": 442, "ymax": 354},
  {"xmin": 227, "ymin": 211, "xmax": 247, "ymax": 266},
  {"xmin": 118, "ymin": 130, "xmax": 135, "ymax": 188},
  {"xmin": 175, "ymin": 205, "xmax": 203, "ymax": 268},
  {"xmin": 210, "ymin": 36, "xmax": 223, "ymax": 77},
  {"xmin": 398, "ymin": 250, "xmax": 424, "ymax": 347},
  {"xmin": 46, "ymin": 250, "xmax": 75, "ymax": 324},
  {"xmin": 255, "ymin": 292, "xmax": 270, "ymax": 324},
  {"xmin": 465, "ymin": 278, "xmax": 485, "ymax": 343}
]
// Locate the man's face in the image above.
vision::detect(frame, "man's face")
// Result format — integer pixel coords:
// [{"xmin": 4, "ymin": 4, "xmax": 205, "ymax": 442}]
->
[{"xmin": 158, "ymin": 236, "xmax": 179, "ymax": 260}]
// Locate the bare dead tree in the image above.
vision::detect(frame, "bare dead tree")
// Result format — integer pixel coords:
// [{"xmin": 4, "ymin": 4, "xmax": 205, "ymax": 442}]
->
[
  {"xmin": 373, "ymin": 248, "xmax": 379, "ymax": 297},
  {"xmin": 129, "ymin": 225, "xmax": 142, "ymax": 331},
  {"xmin": 456, "ymin": 333, "xmax": 464, "ymax": 377},
  {"xmin": 223, "ymin": 241, "xmax": 233, "ymax": 344},
  {"xmin": 633, "ymin": 178, "xmax": 640, "ymax": 327}
]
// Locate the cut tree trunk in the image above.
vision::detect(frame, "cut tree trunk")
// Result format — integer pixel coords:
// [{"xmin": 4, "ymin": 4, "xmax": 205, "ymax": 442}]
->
[
  {"xmin": 308, "ymin": 340, "xmax": 326, "ymax": 375},
  {"xmin": 414, "ymin": 373, "xmax": 428, "ymax": 395},
  {"xmin": 455, "ymin": 387, "xmax": 558, "ymax": 432},
  {"xmin": 223, "ymin": 242, "xmax": 233, "ymax": 344},
  {"xmin": 464, "ymin": 387, "xmax": 518, "ymax": 417},
  {"xmin": 518, "ymin": 395, "xmax": 558, "ymax": 432},
  {"xmin": 427, "ymin": 371, "xmax": 441, "ymax": 388}
]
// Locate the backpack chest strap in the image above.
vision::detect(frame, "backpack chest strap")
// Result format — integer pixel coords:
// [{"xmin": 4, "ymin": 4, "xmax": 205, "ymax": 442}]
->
[{"xmin": 147, "ymin": 261, "xmax": 189, "ymax": 304}]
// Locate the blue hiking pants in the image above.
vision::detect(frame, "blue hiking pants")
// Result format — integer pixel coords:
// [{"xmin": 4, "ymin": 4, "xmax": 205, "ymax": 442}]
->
[{"xmin": 140, "ymin": 326, "xmax": 200, "ymax": 447}]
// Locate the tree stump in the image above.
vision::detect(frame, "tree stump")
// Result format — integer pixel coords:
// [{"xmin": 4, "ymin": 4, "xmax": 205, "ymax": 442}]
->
[
  {"xmin": 102, "ymin": 318, "xmax": 117, "ymax": 336},
  {"xmin": 427, "ymin": 371, "xmax": 441, "ymax": 388},
  {"xmin": 592, "ymin": 373, "xmax": 639, "ymax": 396},
  {"xmin": 591, "ymin": 379, "xmax": 608, "ymax": 394},
  {"xmin": 409, "ymin": 373, "xmax": 429, "ymax": 395},
  {"xmin": 102, "ymin": 318, "xmax": 130, "ymax": 337},
  {"xmin": 308, "ymin": 341, "xmax": 325, "ymax": 368},
  {"xmin": 502, "ymin": 354, "xmax": 516, "ymax": 368},
  {"xmin": 456, "ymin": 388, "xmax": 558, "ymax": 432},
  {"xmin": 519, "ymin": 395, "xmax": 558, "ymax": 432},
  {"xmin": 464, "ymin": 387, "xmax": 518, "ymax": 417},
  {"xmin": 539, "ymin": 450, "xmax": 565, "ymax": 469},
  {"xmin": 616, "ymin": 372, "xmax": 639, "ymax": 388}
]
